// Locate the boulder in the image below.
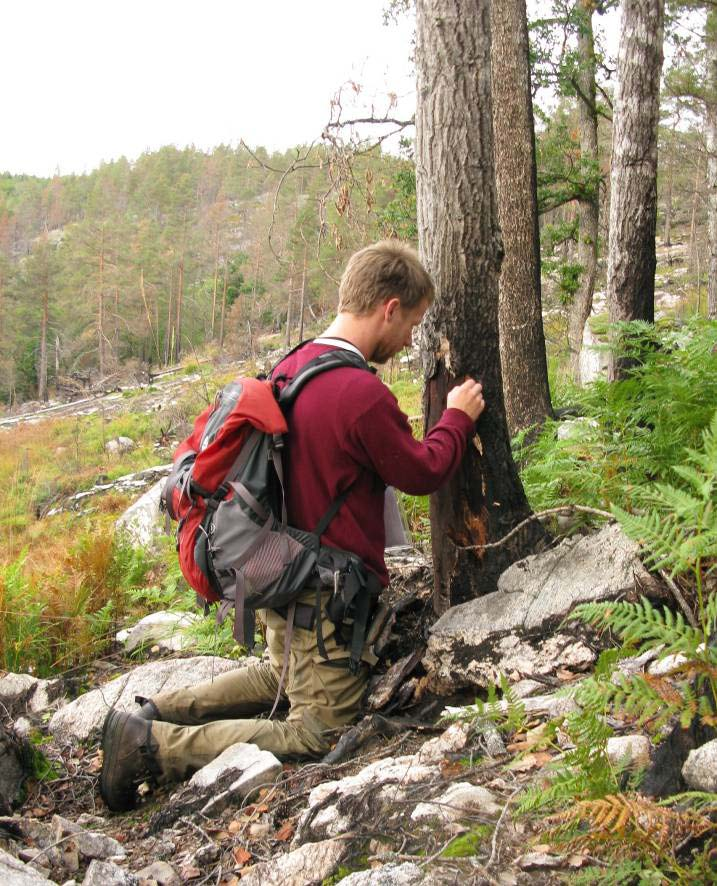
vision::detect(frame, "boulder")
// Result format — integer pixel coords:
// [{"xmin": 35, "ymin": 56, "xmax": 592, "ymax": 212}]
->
[
  {"xmin": 240, "ymin": 838, "xmax": 347, "ymax": 886},
  {"xmin": 340, "ymin": 863, "xmax": 425, "ymax": 885},
  {"xmin": 105, "ymin": 437, "xmax": 135, "ymax": 455},
  {"xmin": 50, "ymin": 815, "xmax": 125, "ymax": 861},
  {"xmin": 579, "ymin": 322, "xmax": 609, "ymax": 385},
  {"xmin": 115, "ymin": 478, "xmax": 166, "ymax": 549},
  {"xmin": 0, "ymin": 848, "xmax": 54, "ymax": 884},
  {"xmin": 682, "ymin": 739, "xmax": 717, "ymax": 792},
  {"xmin": 115, "ymin": 611, "xmax": 201, "ymax": 653},
  {"xmin": 0, "ymin": 674, "xmax": 64, "ymax": 718},
  {"xmin": 49, "ymin": 656, "xmax": 246, "ymax": 743},
  {"xmin": 82, "ymin": 860, "xmax": 137, "ymax": 885},
  {"xmin": 606, "ymin": 735, "xmax": 651, "ymax": 770},
  {"xmin": 299, "ymin": 754, "xmax": 440, "ymax": 840},
  {"xmin": 188, "ymin": 742, "xmax": 282, "ymax": 816},
  {"xmin": 411, "ymin": 782, "xmax": 501, "ymax": 822},
  {"xmin": 424, "ymin": 524, "xmax": 646, "ymax": 693},
  {"xmin": 133, "ymin": 861, "xmax": 179, "ymax": 884}
]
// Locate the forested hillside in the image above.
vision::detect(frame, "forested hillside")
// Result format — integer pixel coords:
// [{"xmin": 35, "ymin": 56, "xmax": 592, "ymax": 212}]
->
[{"xmin": 0, "ymin": 143, "xmax": 412, "ymax": 405}]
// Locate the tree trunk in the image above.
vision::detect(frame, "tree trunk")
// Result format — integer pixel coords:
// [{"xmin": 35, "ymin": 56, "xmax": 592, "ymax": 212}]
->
[
  {"xmin": 285, "ymin": 266, "xmax": 294, "ymax": 350},
  {"xmin": 568, "ymin": 0, "xmax": 600, "ymax": 384},
  {"xmin": 490, "ymin": 0, "xmax": 552, "ymax": 435},
  {"xmin": 175, "ymin": 256, "xmax": 184, "ymax": 363},
  {"xmin": 38, "ymin": 279, "xmax": 49, "ymax": 402},
  {"xmin": 606, "ymin": 0, "xmax": 664, "ymax": 379},
  {"xmin": 219, "ymin": 262, "xmax": 228, "ymax": 350},
  {"xmin": 299, "ymin": 242, "xmax": 308, "ymax": 342},
  {"xmin": 98, "ymin": 226, "xmax": 105, "ymax": 379},
  {"xmin": 416, "ymin": 0, "xmax": 545, "ymax": 614},
  {"xmin": 706, "ymin": 10, "xmax": 717, "ymax": 318},
  {"xmin": 211, "ymin": 229, "xmax": 220, "ymax": 339},
  {"xmin": 663, "ymin": 121, "xmax": 675, "ymax": 249}
]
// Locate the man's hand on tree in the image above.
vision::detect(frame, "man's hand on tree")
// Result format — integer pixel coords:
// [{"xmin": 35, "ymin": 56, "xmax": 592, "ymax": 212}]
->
[{"xmin": 447, "ymin": 378, "xmax": 485, "ymax": 422}]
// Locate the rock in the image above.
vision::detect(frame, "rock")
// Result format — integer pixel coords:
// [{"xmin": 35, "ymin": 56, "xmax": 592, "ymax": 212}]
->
[
  {"xmin": 424, "ymin": 524, "xmax": 646, "ymax": 692},
  {"xmin": 82, "ymin": 860, "xmax": 138, "ymax": 885},
  {"xmin": 133, "ymin": 861, "xmax": 179, "ymax": 885},
  {"xmin": 411, "ymin": 781, "xmax": 501, "ymax": 822},
  {"xmin": 115, "ymin": 478, "xmax": 166, "ymax": 549},
  {"xmin": 606, "ymin": 735, "xmax": 651, "ymax": 770},
  {"xmin": 51, "ymin": 815, "xmax": 126, "ymax": 861},
  {"xmin": 0, "ymin": 848, "xmax": 54, "ymax": 884},
  {"xmin": 0, "ymin": 673, "xmax": 64, "ymax": 717},
  {"xmin": 0, "ymin": 725, "xmax": 28, "ymax": 811},
  {"xmin": 517, "ymin": 851, "xmax": 565, "ymax": 870},
  {"xmin": 115, "ymin": 611, "xmax": 201, "ymax": 653},
  {"xmin": 300, "ymin": 754, "xmax": 440, "ymax": 839},
  {"xmin": 105, "ymin": 437, "xmax": 135, "ymax": 455},
  {"xmin": 190, "ymin": 742, "xmax": 282, "ymax": 816},
  {"xmin": 556, "ymin": 417, "xmax": 599, "ymax": 441},
  {"xmin": 340, "ymin": 862, "xmax": 425, "ymax": 885},
  {"xmin": 149, "ymin": 742, "xmax": 282, "ymax": 829},
  {"xmin": 443, "ymin": 690, "xmax": 580, "ymax": 722},
  {"xmin": 683, "ymin": 739, "xmax": 717, "ymax": 792},
  {"xmin": 49, "ymin": 656, "xmax": 245, "ymax": 743},
  {"xmin": 415, "ymin": 724, "xmax": 469, "ymax": 763},
  {"xmin": 240, "ymin": 837, "xmax": 347, "ymax": 886},
  {"xmin": 579, "ymin": 322, "xmax": 609, "ymax": 385},
  {"xmin": 648, "ymin": 653, "xmax": 688, "ymax": 677}
]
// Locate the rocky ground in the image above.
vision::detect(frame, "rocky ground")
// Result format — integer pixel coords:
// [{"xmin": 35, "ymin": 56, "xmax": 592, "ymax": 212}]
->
[{"xmin": 2, "ymin": 524, "xmax": 713, "ymax": 885}]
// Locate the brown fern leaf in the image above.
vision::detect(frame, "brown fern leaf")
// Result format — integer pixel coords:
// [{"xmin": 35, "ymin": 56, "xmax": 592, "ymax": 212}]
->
[
  {"xmin": 546, "ymin": 793, "xmax": 716, "ymax": 861},
  {"xmin": 643, "ymin": 673, "xmax": 685, "ymax": 707}
]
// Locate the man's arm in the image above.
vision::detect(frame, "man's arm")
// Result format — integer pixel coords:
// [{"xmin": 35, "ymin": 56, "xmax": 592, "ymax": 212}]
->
[{"xmin": 347, "ymin": 379, "xmax": 484, "ymax": 496}]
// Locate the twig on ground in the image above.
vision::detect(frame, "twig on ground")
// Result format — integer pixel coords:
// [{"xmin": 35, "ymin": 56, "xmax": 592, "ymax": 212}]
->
[
  {"xmin": 486, "ymin": 785, "xmax": 523, "ymax": 870},
  {"xmin": 659, "ymin": 569, "xmax": 698, "ymax": 628},
  {"xmin": 180, "ymin": 816, "xmax": 214, "ymax": 847},
  {"xmin": 457, "ymin": 505, "xmax": 614, "ymax": 552}
]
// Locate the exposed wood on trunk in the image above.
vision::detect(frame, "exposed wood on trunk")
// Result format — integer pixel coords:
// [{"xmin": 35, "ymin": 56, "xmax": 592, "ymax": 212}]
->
[{"xmin": 707, "ymin": 10, "xmax": 717, "ymax": 318}]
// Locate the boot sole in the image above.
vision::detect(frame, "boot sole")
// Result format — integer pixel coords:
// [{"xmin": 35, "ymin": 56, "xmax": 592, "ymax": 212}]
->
[{"xmin": 100, "ymin": 709, "xmax": 138, "ymax": 812}]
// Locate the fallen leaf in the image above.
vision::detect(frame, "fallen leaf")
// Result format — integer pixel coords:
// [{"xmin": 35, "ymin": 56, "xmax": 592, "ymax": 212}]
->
[
  {"xmin": 181, "ymin": 865, "xmax": 202, "ymax": 881},
  {"xmin": 274, "ymin": 822, "xmax": 294, "ymax": 842},
  {"xmin": 506, "ymin": 752, "xmax": 553, "ymax": 772},
  {"xmin": 228, "ymin": 821, "xmax": 243, "ymax": 834},
  {"xmin": 232, "ymin": 847, "xmax": 252, "ymax": 867},
  {"xmin": 439, "ymin": 760, "xmax": 464, "ymax": 778}
]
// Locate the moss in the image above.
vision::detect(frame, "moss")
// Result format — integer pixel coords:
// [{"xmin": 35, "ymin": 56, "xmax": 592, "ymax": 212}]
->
[{"xmin": 439, "ymin": 825, "xmax": 494, "ymax": 859}]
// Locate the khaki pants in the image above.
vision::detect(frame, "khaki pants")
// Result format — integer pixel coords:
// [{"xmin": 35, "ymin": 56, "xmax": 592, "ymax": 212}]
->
[{"xmin": 148, "ymin": 598, "xmax": 371, "ymax": 782}]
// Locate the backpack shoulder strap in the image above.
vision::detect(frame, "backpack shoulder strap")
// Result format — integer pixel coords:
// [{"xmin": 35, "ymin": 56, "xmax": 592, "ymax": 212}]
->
[{"xmin": 277, "ymin": 349, "xmax": 372, "ymax": 410}]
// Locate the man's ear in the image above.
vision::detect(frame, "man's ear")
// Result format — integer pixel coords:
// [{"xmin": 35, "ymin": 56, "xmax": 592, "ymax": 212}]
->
[{"xmin": 384, "ymin": 297, "xmax": 401, "ymax": 321}]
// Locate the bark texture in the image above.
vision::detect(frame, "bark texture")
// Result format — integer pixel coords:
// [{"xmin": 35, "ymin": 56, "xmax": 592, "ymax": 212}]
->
[
  {"xmin": 416, "ymin": 0, "xmax": 544, "ymax": 613},
  {"xmin": 606, "ymin": 0, "xmax": 664, "ymax": 379},
  {"xmin": 491, "ymin": 0, "xmax": 552, "ymax": 434},
  {"xmin": 707, "ymin": 10, "xmax": 717, "ymax": 319},
  {"xmin": 568, "ymin": 0, "xmax": 600, "ymax": 383}
]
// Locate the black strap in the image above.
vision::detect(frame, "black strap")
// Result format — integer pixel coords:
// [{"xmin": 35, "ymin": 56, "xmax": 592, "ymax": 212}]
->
[
  {"xmin": 315, "ymin": 583, "xmax": 328, "ymax": 660},
  {"xmin": 277, "ymin": 349, "xmax": 370, "ymax": 409},
  {"xmin": 313, "ymin": 485, "xmax": 354, "ymax": 538}
]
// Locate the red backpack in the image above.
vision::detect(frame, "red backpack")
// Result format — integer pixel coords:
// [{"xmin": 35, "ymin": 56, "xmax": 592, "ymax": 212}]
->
[{"xmin": 161, "ymin": 348, "xmax": 382, "ymax": 679}]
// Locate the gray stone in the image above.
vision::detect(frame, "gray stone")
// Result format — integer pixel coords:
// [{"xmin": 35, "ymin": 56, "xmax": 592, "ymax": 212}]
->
[
  {"xmin": 115, "ymin": 611, "xmax": 201, "ymax": 653},
  {"xmin": 579, "ymin": 322, "xmax": 609, "ymax": 385},
  {"xmin": 240, "ymin": 838, "xmax": 347, "ymax": 886},
  {"xmin": 51, "ymin": 815, "xmax": 126, "ymax": 861},
  {"xmin": 424, "ymin": 524, "xmax": 646, "ymax": 692},
  {"xmin": 0, "ymin": 848, "xmax": 54, "ymax": 884},
  {"xmin": 683, "ymin": 739, "xmax": 717, "ymax": 792},
  {"xmin": 300, "ymin": 754, "xmax": 440, "ymax": 840},
  {"xmin": 190, "ymin": 742, "xmax": 282, "ymax": 816},
  {"xmin": 105, "ymin": 436, "xmax": 135, "ymax": 455},
  {"xmin": 340, "ymin": 863, "xmax": 425, "ymax": 885},
  {"xmin": 49, "ymin": 656, "xmax": 245, "ymax": 743},
  {"xmin": 0, "ymin": 673, "xmax": 64, "ymax": 718},
  {"xmin": 606, "ymin": 735, "xmax": 651, "ymax": 770},
  {"xmin": 411, "ymin": 781, "xmax": 501, "ymax": 822},
  {"xmin": 115, "ymin": 478, "xmax": 165, "ymax": 549},
  {"xmin": 134, "ymin": 861, "xmax": 179, "ymax": 884},
  {"xmin": 414, "ymin": 724, "xmax": 469, "ymax": 763},
  {"xmin": 82, "ymin": 860, "xmax": 137, "ymax": 885}
]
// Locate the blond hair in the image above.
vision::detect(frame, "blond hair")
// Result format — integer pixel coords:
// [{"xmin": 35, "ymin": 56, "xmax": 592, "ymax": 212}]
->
[{"xmin": 338, "ymin": 241, "xmax": 435, "ymax": 315}]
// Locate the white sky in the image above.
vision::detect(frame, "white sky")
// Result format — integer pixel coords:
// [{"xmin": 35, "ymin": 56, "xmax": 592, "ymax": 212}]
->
[{"xmin": 2, "ymin": 0, "xmax": 416, "ymax": 177}]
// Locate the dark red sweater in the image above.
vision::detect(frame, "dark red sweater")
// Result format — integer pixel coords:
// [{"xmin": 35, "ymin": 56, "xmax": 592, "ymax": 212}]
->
[{"xmin": 275, "ymin": 343, "xmax": 476, "ymax": 585}]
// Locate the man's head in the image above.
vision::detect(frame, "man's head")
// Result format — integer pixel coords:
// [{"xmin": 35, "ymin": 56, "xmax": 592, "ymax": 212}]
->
[
  {"xmin": 337, "ymin": 241, "xmax": 434, "ymax": 364},
  {"xmin": 338, "ymin": 240, "xmax": 435, "ymax": 316}
]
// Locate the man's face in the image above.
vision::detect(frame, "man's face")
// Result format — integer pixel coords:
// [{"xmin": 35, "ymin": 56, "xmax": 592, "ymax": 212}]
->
[{"xmin": 370, "ymin": 299, "xmax": 429, "ymax": 364}]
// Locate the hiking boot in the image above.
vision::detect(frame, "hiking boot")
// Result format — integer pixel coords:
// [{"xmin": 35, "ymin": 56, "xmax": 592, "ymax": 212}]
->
[
  {"xmin": 100, "ymin": 710, "xmax": 159, "ymax": 812},
  {"xmin": 135, "ymin": 698, "xmax": 162, "ymax": 721}
]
